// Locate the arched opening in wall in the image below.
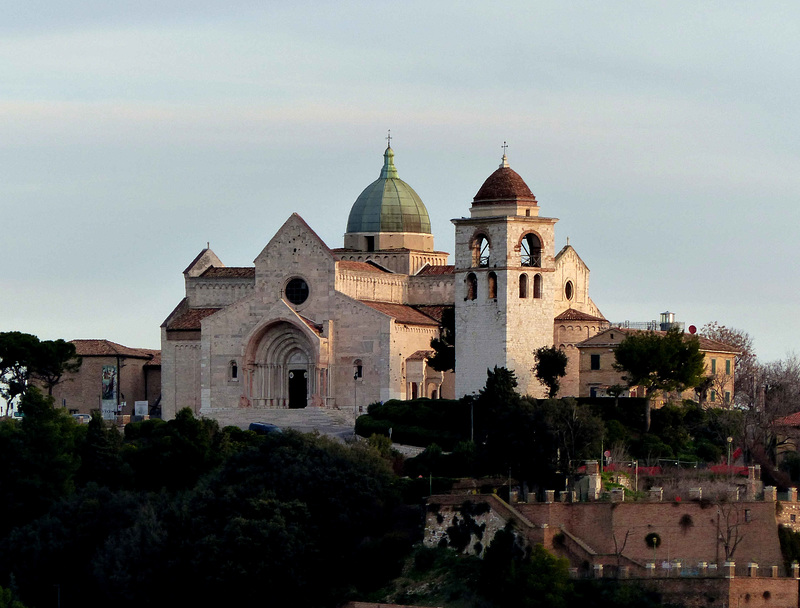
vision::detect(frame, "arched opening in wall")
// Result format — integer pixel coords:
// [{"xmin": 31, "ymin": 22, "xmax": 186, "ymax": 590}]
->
[
  {"xmin": 488, "ymin": 272, "xmax": 498, "ymax": 299},
  {"xmin": 353, "ymin": 359, "xmax": 363, "ymax": 379},
  {"xmin": 565, "ymin": 280, "xmax": 574, "ymax": 301},
  {"xmin": 428, "ymin": 384, "xmax": 438, "ymax": 399},
  {"xmin": 247, "ymin": 320, "xmax": 316, "ymax": 409},
  {"xmin": 519, "ymin": 273, "xmax": 528, "ymax": 298},
  {"xmin": 287, "ymin": 368, "xmax": 308, "ymax": 409},
  {"xmin": 521, "ymin": 233, "xmax": 542, "ymax": 267},
  {"xmin": 472, "ymin": 234, "xmax": 491, "ymax": 267},
  {"xmin": 466, "ymin": 273, "xmax": 478, "ymax": 301},
  {"xmin": 533, "ymin": 273, "xmax": 542, "ymax": 298},
  {"xmin": 411, "ymin": 382, "xmax": 418, "ymax": 400},
  {"xmin": 229, "ymin": 360, "xmax": 238, "ymax": 381}
]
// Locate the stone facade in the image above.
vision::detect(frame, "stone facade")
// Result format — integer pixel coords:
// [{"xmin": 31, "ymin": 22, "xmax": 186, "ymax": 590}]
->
[
  {"xmin": 451, "ymin": 155, "xmax": 606, "ymax": 398},
  {"xmin": 160, "ymin": 147, "xmax": 609, "ymax": 421},
  {"xmin": 49, "ymin": 340, "xmax": 160, "ymax": 417},
  {"xmin": 577, "ymin": 327, "xmax": 739, "ymax": 403}
]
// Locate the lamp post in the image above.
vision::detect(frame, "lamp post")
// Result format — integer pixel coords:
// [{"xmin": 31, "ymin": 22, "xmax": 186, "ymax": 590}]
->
[
  {"xmin": 470, "ymin": 398, "xmax": 474, "ymax": 443},
  {"xmin": 727, "ymin": 436, "xmax": 733, "ymax": 481}
]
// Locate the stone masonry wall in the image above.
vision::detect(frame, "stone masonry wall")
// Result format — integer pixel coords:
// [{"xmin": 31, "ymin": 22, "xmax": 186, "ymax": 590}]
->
[{"xmin": 424, "ymin": 497, "xmax": 515, "ymax": 557}]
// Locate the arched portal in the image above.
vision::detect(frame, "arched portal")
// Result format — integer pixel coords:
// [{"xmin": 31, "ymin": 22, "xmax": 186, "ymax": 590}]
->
[{"xmin": 246, "ymin": 320, "xmax": 321, "ymax": 408}]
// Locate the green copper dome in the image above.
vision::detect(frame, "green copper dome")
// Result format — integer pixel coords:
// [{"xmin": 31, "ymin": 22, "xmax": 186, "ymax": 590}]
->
[{"xmin": 346, "ymin": 147, "xmax": 432, "ymax": 234}]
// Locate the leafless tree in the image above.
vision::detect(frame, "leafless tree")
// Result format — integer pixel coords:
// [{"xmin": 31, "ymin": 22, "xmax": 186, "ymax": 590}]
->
[
  {"xmin": 710, "ymin": 371, "xmax": 734, "ymax": 408},
  {"xmin": 745, "ymin": 356, "xmax": 800, "ymax": 466},
  {"xmin": 700, "ymin": 322, "xmax": 757, "ymax": 409},
  {"xmin": 612, "ymin": 528, "xmax": 631, "ymax": 570},
  {"xmin": 717, "ymin": 502, "xmax": 747, "ymax": 562}
]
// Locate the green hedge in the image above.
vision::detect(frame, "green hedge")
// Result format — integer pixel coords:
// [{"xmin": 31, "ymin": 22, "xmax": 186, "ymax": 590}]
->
[{"xmin": 356, "ymin": 398, "xmax": 471, "ymax": 449}]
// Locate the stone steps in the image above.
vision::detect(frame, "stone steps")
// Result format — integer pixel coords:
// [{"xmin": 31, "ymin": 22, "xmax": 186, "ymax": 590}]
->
[{"xmin": 203, "ymin": 406, "xmax": 355, "ymax": 434}]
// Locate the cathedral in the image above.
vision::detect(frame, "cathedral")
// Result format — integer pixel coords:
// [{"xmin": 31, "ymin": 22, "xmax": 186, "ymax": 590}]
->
[{"xmin": 160, "ymin": 145, "xmax": 608, "ymax": 421}]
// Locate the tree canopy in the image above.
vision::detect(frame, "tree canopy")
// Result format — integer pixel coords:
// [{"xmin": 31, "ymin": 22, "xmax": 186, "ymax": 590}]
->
[
  {"xmin": 0, "ymin": 333, "xmax": 41, "ymax": 410},
  {"xmin": 0, "ymin": 333, "xmax": 81, "ymax": 410},
  {"xmin": 700, "ymin": 322, "xmax": 755, "ymax": 408},
  {"xmin": 533, "ymin": 346, "xmax": 568, "ymax": 398},
  {"xmin": 613, "ymin": 328, "xmax": 705, "ymax": 431},
  {"xmin": 428, "ymin": 307, "xmax": 455, "ymax": 372}
]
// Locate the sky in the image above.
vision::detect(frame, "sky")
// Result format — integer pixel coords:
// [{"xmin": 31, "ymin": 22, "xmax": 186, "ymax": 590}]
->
[{"xmin": 2, "ymin": 2, "xmax": 799, "ymax": 363}]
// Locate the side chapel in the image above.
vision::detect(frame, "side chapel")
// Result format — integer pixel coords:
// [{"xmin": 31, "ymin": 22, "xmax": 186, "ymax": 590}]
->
[{"xmin": 160, "ymin": 145, "xmax": 608, "ymax": 420}]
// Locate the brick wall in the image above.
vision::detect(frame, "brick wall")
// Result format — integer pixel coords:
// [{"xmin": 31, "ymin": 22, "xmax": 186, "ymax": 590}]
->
[
  {"xmin": 515, "ymin": 500, "xmax": 784, "ymax": 576},
  {"xmin": 51, "ymin": 354, "xmax": 154, "ymax": 416},
  {"xmin": 647, "ymin": 576, "xmax": 798, "ymax": 608}
]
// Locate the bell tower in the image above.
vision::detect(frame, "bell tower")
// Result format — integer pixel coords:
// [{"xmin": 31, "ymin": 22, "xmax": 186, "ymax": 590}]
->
[{"xmin": 453, "ymin": 151, "xmax": 557, "ymax": 397}]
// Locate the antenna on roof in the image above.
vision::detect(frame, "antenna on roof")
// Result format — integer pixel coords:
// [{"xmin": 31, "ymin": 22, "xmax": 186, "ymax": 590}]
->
[
  {"xmin": 386, "ymin": 129, "xmax": 392, "ymax": 148},
  {"xmin": 207, "ymin": 241, "xmax": 210, "ymax": 249}
]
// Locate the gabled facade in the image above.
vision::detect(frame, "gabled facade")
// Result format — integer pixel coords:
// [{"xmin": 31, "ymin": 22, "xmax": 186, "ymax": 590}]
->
[
  {"xmin": 49, "ymin": 340, "xmax": 160, "ymax": 417},
  {"xmin": 577, "ymin": 327, "xmax": 739, "ymax": 404},
  {"xmin": 160, "ymin": 145, "xmax": 608, "ymax": 421}
]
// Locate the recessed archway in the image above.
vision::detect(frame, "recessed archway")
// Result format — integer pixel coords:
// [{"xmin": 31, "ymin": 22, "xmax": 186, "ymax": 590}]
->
[{"xmin": 245, "ymin": 320, "xmax": 319, "ymax": 408}]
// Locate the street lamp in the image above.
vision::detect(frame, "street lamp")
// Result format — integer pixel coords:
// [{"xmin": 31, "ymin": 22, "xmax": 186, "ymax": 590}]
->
[{"xmin": 727, "ymin": 437, "xmax": 733, "ymax": 481}]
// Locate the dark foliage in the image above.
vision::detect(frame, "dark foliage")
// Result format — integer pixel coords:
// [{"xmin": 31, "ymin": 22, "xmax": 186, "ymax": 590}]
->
[
  {"xmin": 428, "ymin": 307, "xmax": 455, "ymax": 372},
  {"xmin": 0, "ymin": 395, "xmax": 415, "ymax": 608},
  {"xmin": 778, "ymin": 526, "xmax": 800, "ymax": 573},
  {"xmin": 614, "ymin": 328, "xmax": 705, "ymax": 431},
  {"xmin": 0, "ymin": 389, "xmax": 79, "ymax": 535},
  {"xmin": 357, "ymin": 398, "xmax": 470, "ymax": 449},
  {"xmin": 534, "ymin": 346, "xmax": 568, "ymax": 398},
  {"xmin": 0, "ymin": 332, "xmax": 81, "ymax": 404}
]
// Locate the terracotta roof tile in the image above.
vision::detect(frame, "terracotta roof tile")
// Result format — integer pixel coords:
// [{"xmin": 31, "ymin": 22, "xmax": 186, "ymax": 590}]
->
[
  {"xmin": 412, "ymin": 305, "xmax": 451, "ymax": 324},
  {"xmin": 337, "ymin": 260, "xmax": 387, "ymax": 273},
  {"xmin": 555, "ymin": 308, "xmax": 607, "ymax": 322},
  {"xmin": 144, "ymin": 351, "xmax": 162, "ymax": 366},
  {"xmin": 407, "ymin": 349, "xmax": 433, "ymax": 361},
  {"xmin": 473, "ymin": 166, "xmax": 537, "ymax": 204},
  {"xmin": 578, "ymin": 327, "xmax": 741, "ymax": 353},
  {"xmin": 70, "ymin": 340, "xmax": 155, "ymax": 359},
  {"xmin": 416, "ymin": 264, "xmax": 455, "ymax": 276},
  {"xmin": 694, "ymin": 336, "xmax": 741, "ymax": 354},
  {"xmin": 298, "ymin": 315, "xmax": 323, "ymax": 334},
  {"xmin": 359, "ymin": 301, "xmax": 439, "ymax": 326},
  {"xmin": 775, "ymin": 412, "xmax": 800, "ymax": 427},
  {"xmin": 166, "ymin": 307, "xmax": 221, "ymax": 330},
  {"xmin": 199, "ymin": 266, "xmax": 255, "ymax": 278}
]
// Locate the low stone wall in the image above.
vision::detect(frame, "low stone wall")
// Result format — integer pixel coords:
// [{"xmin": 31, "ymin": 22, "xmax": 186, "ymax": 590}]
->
[
  {"xmin": 646, "ymin": 576, "xmax": 798, "ymax": 608},
  {"xmin": 424, "ymin": 495, "xmax": 515, "ymax": 557}
]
